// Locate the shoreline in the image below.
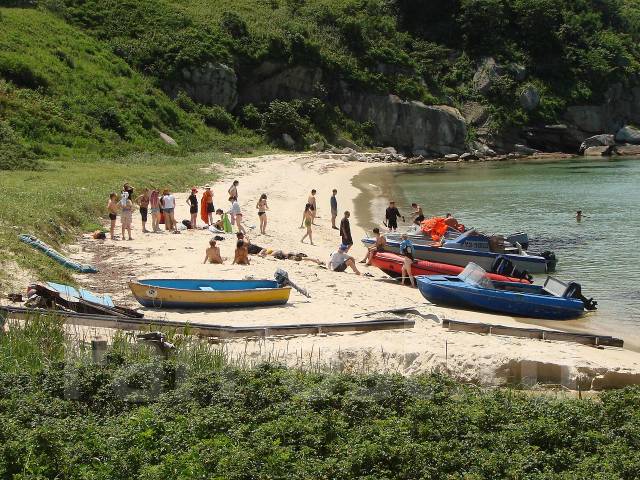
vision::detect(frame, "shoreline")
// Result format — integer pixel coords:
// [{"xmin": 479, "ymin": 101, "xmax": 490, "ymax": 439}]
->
[{"xmin": 10, "ymin": 152, "xmax": 640, "ymax": 389}]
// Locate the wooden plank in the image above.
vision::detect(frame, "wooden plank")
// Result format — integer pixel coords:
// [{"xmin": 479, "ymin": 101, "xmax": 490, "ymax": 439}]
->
[{"xmin": 442, "ymin": 318, "xmax": 624, "ymax": 347}]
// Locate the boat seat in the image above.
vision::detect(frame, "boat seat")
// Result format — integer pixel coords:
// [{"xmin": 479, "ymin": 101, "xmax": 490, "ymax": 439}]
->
[
  {"xmin": 542, "ymin": 276, "xmax": 569, "ymax": 297},
  {"xmin": 199, "ymin": 286, "xmax": 215, "ymax": 291}
]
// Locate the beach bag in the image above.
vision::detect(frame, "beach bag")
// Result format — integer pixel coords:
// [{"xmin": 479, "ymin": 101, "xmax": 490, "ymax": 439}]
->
[{"xmin": 223, "ymin": 213, "xmax": 233, "ymax": 233}]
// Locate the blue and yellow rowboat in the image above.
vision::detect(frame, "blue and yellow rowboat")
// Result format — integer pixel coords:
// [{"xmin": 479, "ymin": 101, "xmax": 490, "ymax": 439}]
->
[{"xmin": 128, "ymin": 279, "xmax": 291, "ymax": 309}]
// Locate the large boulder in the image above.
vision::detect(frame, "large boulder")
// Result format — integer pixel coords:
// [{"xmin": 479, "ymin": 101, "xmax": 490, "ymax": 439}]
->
[
  {"xmin": 583, "ymin": 145, "xmax": 615, "ymax": 156},
  {"xmin": 461, "ymin": 101, "xmax": 489, "ymax": 127},
  {"xmin": 339, "ymin": 92, "xmax": 467, "ymax": 155},
  {"xmin": 564, "ymin": 106, "xmax": 605, "ymax": 133},
  {"xmin": 522, "ymin": 124, "xmax": 587, "ymax": 153},
  {"xmin": 164, "ymin": 62, "xmax": 237, "ymax": 110},
  {"xmin": 472, "ymin": 57, "xmax": 504, "ymax": 95},
  {"xmin": 615, "ymin": 125, "xmax": 640, "ymax": 144},
  {"xmin": 579, "ymin": 134, "xmax": 615, "ymax": 154},
  {"xmin": 239, "ymin": 65, "xmax": 323, "ymax": 105},
  {"xmin": 519, "ymin": 86, "xmax": 540, "ymax": 111}
]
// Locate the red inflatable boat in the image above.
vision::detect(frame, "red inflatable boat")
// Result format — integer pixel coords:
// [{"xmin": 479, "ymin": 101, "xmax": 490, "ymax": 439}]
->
[{"xmin": 371, "ymin": 252, "xmax": 532, "ymax": 284}]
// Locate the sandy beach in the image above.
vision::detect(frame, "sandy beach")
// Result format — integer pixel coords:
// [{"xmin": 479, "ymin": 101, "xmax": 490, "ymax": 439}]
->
[{"xmin": 58, "ymin": 153, "xmax": 640, "ymax": 389}]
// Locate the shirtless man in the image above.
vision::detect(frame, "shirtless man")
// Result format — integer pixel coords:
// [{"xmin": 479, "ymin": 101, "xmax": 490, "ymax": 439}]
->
[
  {"xmin": 411, "ymin": 203, "xmax": 425, "ymax": 225},
  {"xmin": 203, "ymin": 239, "xmax": 223, "ymax": 264}
]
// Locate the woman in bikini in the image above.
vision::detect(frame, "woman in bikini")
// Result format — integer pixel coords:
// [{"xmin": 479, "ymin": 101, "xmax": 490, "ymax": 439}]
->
[
  {"xmin": 187, "ymin": 187, "xmax": 198, "ymax": 229},
  {"xmin": 107, "ymin": 193, "xmax": 118, "ymax": 240},
  {"xmin": 300, "ymin": 203, "xmax": 314, "ymax": 245},
  {"xmin": 256, "ymin": 193, "xmax": 268, "ymax": 234},
  {"xmin": 149, "ymin": 188, "xmax": 161, "ymax": 232}
]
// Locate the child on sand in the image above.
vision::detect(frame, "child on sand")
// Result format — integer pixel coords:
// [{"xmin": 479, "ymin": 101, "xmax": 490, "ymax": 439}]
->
[
  {"xmin": 187, "ymin": 188, "xmax": 198, "ymax": 229},
  {"xmin": 203, "ymin": 238, "xmax": 223, "ymax": 264},
  {"xmin": 300, "ymin": 203, "xmax": 314, "ymax": 245},
  {"xmin": 136, "ymin": 188, "xmax": 150, "ymax": 233},
  {"xmin": 107, "ymin": 193, "xmax": 118, "ymax": 240},
  {"xmin": 120, "ymin": 191, "xmax": 134, "ymax": 241},
  {"xmin": 149, "ymin": 188, "xmax": 161, "ymax": 233},
  {"xmin": 256, "ymin": 193, "xmax": 268, "ymax": 234}
]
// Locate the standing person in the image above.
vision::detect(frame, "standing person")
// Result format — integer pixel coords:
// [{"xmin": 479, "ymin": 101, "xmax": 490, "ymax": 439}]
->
[
  {"xmin": 308, "ymin": 189, "xmax": 318, "ymax": 224},
  {"xmin": 186, "ymin": 187, "xmax": 198, "ymax": 229},
  {"xmin": 328, "ymin": 244, "xmax": 361, "ymax": 275},
  {"xmin": 228, "ymin": 196, "xmax": 245, "ymax": 234},
  {"xmin": 200, "ymin": 184, "xmax": 214, "ymax": 226},
  {"xmin": 136, "ymin": 188, "xmax": 150, "ymax": 233},
  {"xmin": 162, "ymin": 189, "xmax": 177, "ymax": 233},
  {"xmin": 123, "ymin": 183, "xmax": 134, "ymax": 202},
  {"xmin": 399, "ymin": 233, "xmax": 415, "ymax": 287},
  {"xmin": 576, "ymin": 210, "xmax": 584, "ymax": 222},
  {"xmin": 203, "ymin": 238, "xmax": 223, "ymax": 264},
  {"xmin": 107, "ymin": 193, "xmax": 118, "ymax": 240},
  {"xmin": 330, "ymin": 189, "xmax": 338, "ymax": 230},
  {"xmin": 149, "ymin": 188, "xmax": 161, "ymax": 233},
  {"xmin": 228, "ymin": 180, "xmax": 239, "ymax": 201},
  {"xmin": 385, "ymin": 201, "xmax": 404, "ymax": 232},
  {"xmin": 119, "ymin": 191, "xmax": 134, "ymax": 241},
  {"xmin": 339, "ymin": 211, "xmax": 353, "ymax": 251},
  {"xmin": 411, "ymin": 203, "xmax": 425, "ymax": 225},
  {"xmin": 360, "ymin": 227, "xmax": 386, "ymax": 265},
  {"xmin": 300, "ymin": 203, "xmax": 314, "ymax": 245},
  {"xmin": 256, "ymin": 193, "xmax": 268, "ymax": 234}
]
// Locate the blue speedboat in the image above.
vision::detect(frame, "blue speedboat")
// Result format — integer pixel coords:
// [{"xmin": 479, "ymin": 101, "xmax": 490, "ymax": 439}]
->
[
  {"xmin": 363, "ymin": 229, "xmax": 556, "ymax": 274},
  {"xmin": 417, "ymin": 263, "xmax": 596, "ymax": 320}
]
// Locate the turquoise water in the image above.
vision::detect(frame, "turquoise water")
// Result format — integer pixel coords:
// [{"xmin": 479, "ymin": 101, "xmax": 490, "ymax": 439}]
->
[{"xmin": 354, "ymin": 157, "xmax": 640, "ymax": 349}]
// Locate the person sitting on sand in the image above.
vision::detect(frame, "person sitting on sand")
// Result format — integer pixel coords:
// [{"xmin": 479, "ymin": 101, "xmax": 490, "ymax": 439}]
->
[
  {"xmin": 411, "ymin": 203, "xmax": 425, "ymax": 225},
  {"xmin": 360, "ymin": 227, "xmax": 386, "ymax": 265},
  {"xmin": 399, "ymin": 233, "xmax": 415, "ymax": 287},
  {"xmin": 233, "ymin": 239, "xmax": 250, "ymax": 265},
  {"xmin": 211, "ymin": 209, "xmax": 225, "ymax": 231},
  {"xmin": 328, "ymin": 244, "xmax": 361, "ymax": 275},
  {"xmin": 236, "ymin": 232, "xmax": 265, "ymax": 256},
  {"xmin": 203, "ymin": 238, "xmax": 223, "ymax": 264},
  {"xmin": 107, "ymin": 193, "xmax": 118, "ymax": 240}
]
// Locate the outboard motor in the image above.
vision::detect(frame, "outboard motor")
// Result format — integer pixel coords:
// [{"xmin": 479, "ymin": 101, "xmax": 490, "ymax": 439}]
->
[
  {"xmin": 541, "ymin": 250, "xmax": 557, "ymax": 272},
  {"xmin": 490, "ymin": 256, "xmax": 533, "ymax": 282},
  {"xmin": 275, "ymin": 269, "xmax": 310, "ymax": 298},
  {"xmin": 564, "ymin": 282, "xmax": 598, "ymax": 311}
]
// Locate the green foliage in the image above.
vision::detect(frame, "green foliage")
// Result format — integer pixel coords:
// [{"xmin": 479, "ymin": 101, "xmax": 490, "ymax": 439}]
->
[{"xmin": 2, "ymin": 317, "xmax": 640, "ymax": 478}]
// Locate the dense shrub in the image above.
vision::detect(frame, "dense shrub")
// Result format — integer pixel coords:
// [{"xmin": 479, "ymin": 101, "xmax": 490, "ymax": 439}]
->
[{"xmin": 0, "ymin": 119, "xmax": 39, "ymax": 170}]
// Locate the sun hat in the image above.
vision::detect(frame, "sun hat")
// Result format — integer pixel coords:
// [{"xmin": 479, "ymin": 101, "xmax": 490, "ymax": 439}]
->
[{"xmin": 204, "ymin": 184, "xmax": 211, "ymax": 189}]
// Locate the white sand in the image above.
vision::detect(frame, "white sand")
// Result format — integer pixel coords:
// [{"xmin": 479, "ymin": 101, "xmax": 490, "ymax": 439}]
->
[{"xmin": 66, "ymin": 153, "xmax": 640, "ymax": 388}]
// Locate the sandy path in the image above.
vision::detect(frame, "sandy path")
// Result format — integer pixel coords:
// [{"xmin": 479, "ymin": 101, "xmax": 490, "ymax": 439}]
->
[{"xmin": 68, "ymin": 153, "xmax": 640, "ymax": 388}]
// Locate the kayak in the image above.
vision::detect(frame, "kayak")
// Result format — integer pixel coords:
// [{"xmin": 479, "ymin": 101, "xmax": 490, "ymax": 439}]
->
[{"xmin": 370, "ymin": 252, "xmax": 532, "ymax": 284}]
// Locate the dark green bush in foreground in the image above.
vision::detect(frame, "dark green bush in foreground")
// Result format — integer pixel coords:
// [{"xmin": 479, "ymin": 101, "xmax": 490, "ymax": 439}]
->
[{"xmin": 1, "ymin": 318, "xmax": 640, "ymax": 479}]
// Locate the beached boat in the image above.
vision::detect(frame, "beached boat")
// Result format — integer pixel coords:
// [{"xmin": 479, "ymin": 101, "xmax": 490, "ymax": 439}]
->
[
  {"xmin": 416, "ymin": 263, "xmax": 596, "ymax": 320},
  {"xmin": 129, "ymin": 279, "xmax": 291, "ymax": 309},
  {"xmin": 362, "ymin": 229, "xmax": 555, "ymax": 274},
  {"xmin": 370, "ymin": 252, "xmax": 532, "ymax": 283}
]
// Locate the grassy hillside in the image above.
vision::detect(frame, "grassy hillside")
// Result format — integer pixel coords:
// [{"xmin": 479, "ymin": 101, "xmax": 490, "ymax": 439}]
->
[
  {"xmin": 2, "ymin": 317, "xmax": 640, "ymax": 478},
  {"xmin": 47, "ymin": 0, "xmax": 640, "ymax": 134},
  {"xmin": 0, "ymin": 7, "xmax": 265, "ymax": 169}
]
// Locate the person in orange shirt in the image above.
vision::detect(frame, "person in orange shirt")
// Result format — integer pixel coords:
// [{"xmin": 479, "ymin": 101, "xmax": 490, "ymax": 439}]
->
[{"xmin": 200, "ymin": 184, "xmax": 214, "ymax": 226}]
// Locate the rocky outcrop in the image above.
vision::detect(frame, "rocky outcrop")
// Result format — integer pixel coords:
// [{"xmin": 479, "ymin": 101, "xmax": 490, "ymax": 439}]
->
[
  {"xmin": 339, "ymin": 91, "xmax": 467, "ymax": 155},
  {"xmin": 519, "ymin": 86, "xmax": 540, "ymax": 111},
  {"xmin": 473, "ymin": 57, "xmax": 504, "ymax": 95},
  {"xmin": 615, "ymin": 125, "xmax": 640, "ymax": 144},
  {"xmin": 522, "ymin": 124, "xmax": 587, "ymax": 152},
  {"xmin": 579, "ymin": 134, "xmax": 615, "ymax": 153},
  {"xmin": 239, "ymin": 64, "xmax": 323, "ymax": 105},
  {"xmin": 461, "ymin": 101, "xmax": 489, "ymax": 127},
  {"xmin": 164, "ymin": 62, "xmax": 238, "ymax": 110},
  {"xmin": 583, "ymin": 145, "xmax": 615, "ymax": 156}
]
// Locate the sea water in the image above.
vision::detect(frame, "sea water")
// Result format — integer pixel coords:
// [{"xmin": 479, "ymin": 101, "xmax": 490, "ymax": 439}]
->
[{"xmin": 353, "ymin": 157, "xmax": 640, "ymax": 349}]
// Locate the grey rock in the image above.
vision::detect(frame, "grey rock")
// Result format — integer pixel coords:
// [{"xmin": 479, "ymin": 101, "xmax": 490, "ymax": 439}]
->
[
  {"xmin": 240, "ymin": 65, "xmax": 323, "ymax": 104},
  {"xmin": 579, "ymin": 134, "xmax": 615, "ymax": 154},
  {"xmin": 519, "ymin": 86, "xmax": 540, "ymax": 111},
  {"xmin": 340, "ymin": 147, "xmax": 357, "ymax": 155},
  {"xmin": 523, "ymin": 124, "xmax": 587, "ymax": 153},
  {"xmin": 460, "ymin": 152, "xmax": 478, "ymax": 161},
  {"xmin": 616, "ymin": 144, "xmax": 640, "ymax": 156},
  {"xmin": 461, "ymin": 101, "xmax": 489, "ymax": 127},
  {"xmin": 158, "ymin": 131, "xmax": 177, "ymax": 146},
  {"xmin": 564, "ymin": 106, "xmax": 605, "ymax": 133},
  {"xmin": 338, "ymin": 91, "xmax": 467, "ymax": 155},
  {"xmin": 473, "ymin": 57, "xmax": 504, "ymax": 95},
  {"xmin": 381, "ymin": 146, "xmax": 397, "ymax": 155},
  {"xmin": 165, "ymin": 62, "xmax": 237, "ymax": 110},
  {"xmin": 583, "ymin": 146, "xmax": 613, "ymax": 156},
  {"xmin": 514, "ymin": 144, "xmax": 539, "ymax": 155},
  {"xmin": 310, "ymin": 141, "xmax": 325, "ymax": 152},
  {"xmin": 335, "ymin": 137, "xmax": 360, "ymax": 150},
  {"xmin": 444, "ymin": 154, "xmax": 460, "ymax": 161},
  {"xmin": 512, "ymin": 64, "xmax": 527, "ymax": 81},
  {"xmin": 615, "ymin": 125, "xmax": 640, "ymax": 144},
  {"xmin": 282, "ymin": 133, "xmax": 296, "ymax": 149}
]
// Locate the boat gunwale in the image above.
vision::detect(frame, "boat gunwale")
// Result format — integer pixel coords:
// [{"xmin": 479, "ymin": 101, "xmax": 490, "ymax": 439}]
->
[{"xmin": 128, "ymin": 279, "xmax": 292, "ymax": 295}]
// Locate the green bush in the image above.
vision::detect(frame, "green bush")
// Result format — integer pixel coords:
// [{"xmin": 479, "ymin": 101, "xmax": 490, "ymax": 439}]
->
[
  {"xmin": 0, "ymin": 119, "xmax": 40, "ymax": 170},
  {"xmin": 0, "ymin": 53, "xmax": 49, "ymax": 90},
  {"xmin": 198, "ymin": 105, "xmax": 237, "ymax": 133}
]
